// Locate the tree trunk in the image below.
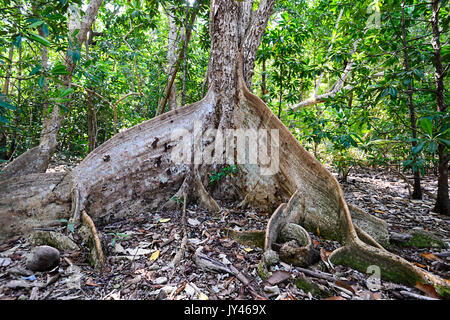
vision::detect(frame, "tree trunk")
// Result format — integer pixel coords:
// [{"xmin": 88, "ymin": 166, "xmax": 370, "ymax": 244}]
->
[
  {"xmin": 430, "ymin": 0, "xmax": 449, "ymax": 215},
  {"xmin": 181, "ymin": 1, "xmax": 190, "ymax": 107},
  {"xmin": 87, "ymin": 94, "xmax": 97, "ymax": 154},
  {"xmin": 1, "ymin": 0, "xmax": 103, "ymax": 179},
  {"xmin": 401, "ymin": 1, "xmax": 422, "ymax": 200},
  {"xmin": 167, "ymin": 3, "xmax": 179, "ymax": 110},
  {"xmin": 260, "ymin": 58, "xmax": 267, "ymax": 102},
  {"xmin": 0, "ymin": 0, "xmax": 448, "ymax": 296}
]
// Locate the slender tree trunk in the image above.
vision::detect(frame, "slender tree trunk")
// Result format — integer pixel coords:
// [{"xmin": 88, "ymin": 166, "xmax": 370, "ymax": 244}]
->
[
  {"xmin": 181, "ymin": 1, "xmax": 190, "ymax": 107},
  {"xmin": 167, "ymin": 3, "xmax": 179, "ymax": 110},
  {"xmin": 85, "ymin": 34, "xmax": 97, "ymax": 154},
  {"xmin": 0, "ymin": 45, "xmax": 14, "ymax": 160},
  {"xmin": 2, "ymin": 45, "xmax": 14, "ymax": 95},
  {"xmin": 278, "ymin": 64, "xmax": 283, "ymax": 118},
  {"xmin": 157, "ymin": 5, "xmax": 199, "ymax": 115},
  {"xmin": 261, "ymin": 58, "xmax": 267, "ymax": 102},
  {"xmin": 8, "ymin": 44, "xmax": 22, "ymax": 161},
  {"xmin": 401, "ymin": 1, "xmax": 422, "ymax": 200},
  {"xmin": 430, "ymin": 0, "xmax": 449, "ymax": 215}
]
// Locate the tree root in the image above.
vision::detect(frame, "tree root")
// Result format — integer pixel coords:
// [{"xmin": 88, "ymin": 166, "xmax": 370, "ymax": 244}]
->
[
  {"xmin": 193, "ymin": 169, "xmax": 221, "ymax": 213},
  {"xmin": 162, "ymin": 170, "xmax": 221, "ymax": 213},
  {"xmin": 329, "ymin": 238, "xmax": 450, "ymax": 299},
  {"xmin": 225, "ymin": 229, "xmax": 265, "ymax": 248},
  {"xmin": 80, "ymin": 210, "xmax": 106, "ymax": 270},
  {"xmin": 171, "ymin": 192, "xmax": 188, "ymax": 266},
  {"xmin": 261, "ymin": 189, "xmax": 450, "ymax": 298},
  {"xmin": 71, "ymin": 187, "xmax": 81, "ymax": 223}
]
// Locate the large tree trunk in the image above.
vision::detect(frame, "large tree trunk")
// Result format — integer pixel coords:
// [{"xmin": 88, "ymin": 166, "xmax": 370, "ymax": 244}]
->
[
  {"xmin": 1, "ymin": 0, "xmax": 103, "ymax": 179},
  {"xmin": 0, "ymin": 0, "xmax": 448, "ymax": 297}
]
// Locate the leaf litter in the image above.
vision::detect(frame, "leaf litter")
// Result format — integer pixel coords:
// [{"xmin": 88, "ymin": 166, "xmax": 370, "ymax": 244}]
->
[{"xmin": 0, "ymin": 167, "xmax": 449, "ymax": 300}]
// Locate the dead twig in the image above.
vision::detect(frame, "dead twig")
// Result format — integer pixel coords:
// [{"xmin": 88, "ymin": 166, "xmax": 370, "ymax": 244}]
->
[
  {"xmin": 399, "ymin": 290, "xmax": 439, "ymax": 300},
  {"xmin": 193, "ymin": 247, "xmax": 268, "ymax": 299}
]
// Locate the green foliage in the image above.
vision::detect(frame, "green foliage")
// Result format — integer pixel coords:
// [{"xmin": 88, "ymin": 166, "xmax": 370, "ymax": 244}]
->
[
  {"xmin": 106, "ymin": 232, "xmax": 131, "ymax": 247},
  {"xmin": 209, "ymin": 165, "xmax": 240, "ymax": 184},
  {"xmin": 58, "ymin": 219, "xmax": 75, "ymax": 233},
  {"xmin": 0, "ymin": 0, "xmax": 447, "ymax": 186}
]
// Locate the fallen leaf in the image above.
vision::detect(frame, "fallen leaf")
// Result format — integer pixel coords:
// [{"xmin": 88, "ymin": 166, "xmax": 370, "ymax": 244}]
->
[
  {"xmin": 85, "ymin": 277, "xmax": 99, "ymax": 287},
  {"xmin": 126, "ymin": 247, "xmax": 152, "ymax": 256},
  {"xmin": 149, "ymin": 250, "xmax": 160, "ymax": 262},
  {"xmin": 421, "ymin": 253, "xmax": 440, "ymax": 261},
  {"xmin": 266, "ymin": 270, "xmax": 291, "ymax": 286},
  {"xmin": 158, "ymin": 218, "xmax": 171, "ymax": 223},
  {"xmin": 320, "ymin": 248, "xmax": 331, "ymax": 263},
  {"xmin": 316, "ymin": 227, "xmax": 320, "ymax": 236},
  {"xmin": 413, "ymin": 262, "xmax": 427, "ymax": 269},
  {"xmin": 287, "ymin": 291, "xmax": 297, "ymax": 300},
  {"xmin": 323, "ymin": 296, "xmax": 346, "ymax": 300},
  {"xmin": 243, "ymin": 247, "xmax": 253, "ymax": 253},
  {"xmin": 415, "ymin": 282, "xmax": 441, "ymax": 299},
  {"xmin": 335, "ymin": 280, "xmax": 356, "ymax": 295},
  {"xmin": 374, "ymin": 210, "xmax": 386, "ymax": 214},
  {"xmin": 358, "ymin": 290, "xmax": 382, "ymax": 300},
  {"xmin": 312, "ymin": 239, "xmax": 319, "ymax": 248}
]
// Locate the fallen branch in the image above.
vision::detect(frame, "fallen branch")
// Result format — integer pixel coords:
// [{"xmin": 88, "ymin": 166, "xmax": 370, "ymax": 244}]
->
[
  {"xmin": 194, "ymin": 247, "xmax": 267, "ymax": 298},
  {"xmin": 399, "ymin": 290, "xmax": 439, "ymax": 300},
  {"xmin": 294, "ymin": 266, "xmax": 337, "ymax": 283}
]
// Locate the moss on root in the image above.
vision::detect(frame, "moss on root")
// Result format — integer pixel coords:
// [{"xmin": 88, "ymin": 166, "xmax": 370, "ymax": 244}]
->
[
  {"xmin": 329, "ymin": 244, "xmax": 423, "ymax": 287},
  {"xmin": 403, "ymin": 229, "xmax": 446, "ymax": 249},
  {"xmin": 257, "ymin": 260, "xmax": 271, "ymax": 281}
]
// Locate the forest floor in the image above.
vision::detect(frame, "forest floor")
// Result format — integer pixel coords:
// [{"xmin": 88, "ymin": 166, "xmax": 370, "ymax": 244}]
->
[{"xmin": 0, "ymin": 164, "xmax": 449, "ymax": 300}]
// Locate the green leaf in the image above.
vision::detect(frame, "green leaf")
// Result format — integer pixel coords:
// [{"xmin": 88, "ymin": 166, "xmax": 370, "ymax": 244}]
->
[
  {"xmin": 26, "ymin": 32, "xmax": 52, "ymax": 47},
  {"xmin": 0, "ymin": 100, "xmax": 15, "ymax": 110},
  {"xmin": 420, "ymin": 118, "xmax": 433, "ymax": 136},
  {"xmin": 412, "ymin": 141, "xmax": 425, "ymax": 155},
  {"xmin": 59, "ymin": 88, "xmax": 74, "ymax": 98},
  {"xmin": 38, "ymin": 75, "xmax": 45, "ymax": 88},
  {"xmin": 438, "ymin": 138, "xmax": 450, "ymax": 148},
  {"xmin": 29, "ymin": 64, "xmax": 42, "ymax": 76},
  {"xmin": 429, "ymin": 141, "xmax": 438, "ymax": 154},
  {"xmin": 51, "ymin": 64, "xmax": 69, "ymax": 75},
  {"xmin": 27, "ymin": 21, "xmax": 44, "ymax": 29},
  {"xmin": 0, "ymin": 114, "xmax": 9, "ymax": 124},
  {"xmin": 67, "ymin": 222, "xmax": 75, "ymax": 233},
  {"xmin": 58, "ymin": 103, "xmax": 68, "ymax": 113},
  {"xmin": 42, "ymin": 23, "xmax": 49, "ymax": 37}
]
